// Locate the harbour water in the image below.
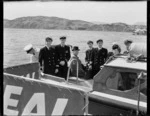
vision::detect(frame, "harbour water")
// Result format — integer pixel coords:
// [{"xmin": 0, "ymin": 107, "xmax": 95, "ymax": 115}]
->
[{"xmin": 4, "ymin": 28, "xmax": 146, "ymax": 68}]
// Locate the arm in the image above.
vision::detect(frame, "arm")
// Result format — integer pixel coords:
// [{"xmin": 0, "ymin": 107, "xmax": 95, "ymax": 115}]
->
[
  {"xmin": 68, "ymin": 58, "xmax": 72, "ymax": 67},
  {"xmin": 38, "ymin": 49, "xmax": 43, "ymax": 69},
  {"xmin": 91, "ymin": 49, "xmax": 95, "ymax": 65},
  {"xmin": 30, "ymin": 56, "xmax": 33, "ymax": 63},
  {"xmin": 55, "ymin": 46, "xmax": 60, "ymax": 65},
  {"xmin": 54, "ymin": 47, "xmax": 59, "ymax": 68},
  {"xmin": 104, "ymin": 49, "xmax": 108, "ymax": 62},
  {"xmin": 66, "ymin": 46, "xmax": 71, "ymax": 61},
  {"xmin": 85, "ymin": 50, "xmax": 88, "ymax": 63},
  {"xmin": 106, "ymin": 52, "xmax": 113, "ymax": 61}
]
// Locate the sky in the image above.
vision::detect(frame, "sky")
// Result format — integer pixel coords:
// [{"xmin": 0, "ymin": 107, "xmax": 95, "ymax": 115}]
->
[{"xmin": 4, "ymin": 1, "xmax": 147, "ymax": 25}]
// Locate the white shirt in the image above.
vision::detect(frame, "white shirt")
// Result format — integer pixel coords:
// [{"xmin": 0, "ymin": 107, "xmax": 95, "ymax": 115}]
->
[
  {"xmin": 30, "ymin": 48, "xmax": 40, "ymax": 63},
  {"xmin": 98, "ymin": 47, "xmax": 102, "ymax": 50},
  {"xmin": 129, "ymin": 43, "xmax": 147, "ymax": 57}
]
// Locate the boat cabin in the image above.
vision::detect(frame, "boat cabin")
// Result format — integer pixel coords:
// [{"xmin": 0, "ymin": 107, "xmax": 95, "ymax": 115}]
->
[
  {"xmin": 4, "ymin": 54, "xmax": 147, "ymax": 115},
  {"xmin": 89, "ymin": 55, "xmax": 147, "ymax": 115},
  {"xmin": 94, "ymin": 55, "xmax": 146, "ymax": 96}
]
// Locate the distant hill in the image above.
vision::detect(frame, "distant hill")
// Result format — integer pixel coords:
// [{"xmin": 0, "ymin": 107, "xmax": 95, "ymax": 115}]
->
[
  {"xmin": 4, "ymin": 19, "xmax": 10, "ymax": 24},
  {"xmin": 134, "ymin": 22, "xmax": 146, "ymax": 26},
  {"xmin": 92, "ymin": 21, "xmax": 107, "ymax": 25},
  {"xmin": 4, "ymin": 16, "xmax": 147, "ymax": 32}
]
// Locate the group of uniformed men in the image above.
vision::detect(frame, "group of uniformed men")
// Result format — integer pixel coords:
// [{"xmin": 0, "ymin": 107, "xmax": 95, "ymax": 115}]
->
[
  {"xmin": 24, "ymin": 37, "xmax": 134, "ymax": 80},
  {"xmin": 38, "ymin": 36, "xmax": 71, "ymax": 79}
]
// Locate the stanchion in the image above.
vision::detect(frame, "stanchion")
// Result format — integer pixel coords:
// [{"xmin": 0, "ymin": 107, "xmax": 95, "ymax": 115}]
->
[
  {"xmin": 83, "ymin": 92, "xmax": 89, "ymax": 115},
  {"xmin": 136, "ymin": 72, "xmax": 143, "ymax": 116}
]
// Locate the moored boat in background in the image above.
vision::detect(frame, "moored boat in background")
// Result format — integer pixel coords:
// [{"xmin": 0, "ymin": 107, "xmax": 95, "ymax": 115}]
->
[{"xmin": 133, "ymin": 29, "xmax": 147, "ymax": 35}]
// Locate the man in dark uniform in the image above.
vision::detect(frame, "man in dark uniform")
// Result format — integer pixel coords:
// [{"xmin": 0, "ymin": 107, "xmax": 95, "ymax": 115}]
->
[
  {"xmin": 85, "ymin": 40, "xmax": 95, "ymax": 79},
  {"xmin": 93, "ymin": 39, "xmax": 108, "ymax": 76},
  {"xmin": 55, "ymin": 36, "xmax": 71, "ymax": 79},
  {"xmin": 39, "ymin": 37, "xmax": 58, "ymax": 75}
]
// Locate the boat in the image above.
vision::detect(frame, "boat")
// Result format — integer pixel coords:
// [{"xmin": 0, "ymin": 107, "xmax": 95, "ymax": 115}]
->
[
  {"xmin": 4, "ymin": 54, "xmax": 147, "ymax": 115},
  {"xmin": 133, "ymin": 29, "xmax": 147, "ymax": 35}
]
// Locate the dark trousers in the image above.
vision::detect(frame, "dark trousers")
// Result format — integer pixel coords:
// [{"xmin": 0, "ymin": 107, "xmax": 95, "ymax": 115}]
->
[
  {"xmin": 85, "ymin": 69, "xmax": 93, "ymax": 79},
  {"xmin": 84, "ymin": 64, "xmax": 93, "ymax": 79},
  {"xmin": 92, "ymin": 66, "xmax": 101, "ymax": 77},
  {"xmin": 43, "ymin": 66, "xmax": 55, "ymax": 76},
  {"xmin": 57, "ymin": 66, "xmax": 68, "ymax": 80},
  {"xmin": 85, "ymin": 64, "xmax": 103, "ymax": 79}
]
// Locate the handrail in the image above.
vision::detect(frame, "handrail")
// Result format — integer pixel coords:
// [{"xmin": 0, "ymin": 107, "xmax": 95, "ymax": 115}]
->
[
  {"xmin": 136, "ymin": 72, "xmax": 144, "ymax": 116},
  {"xmin": 66, "ymin": 59, "xmax": 79, "ymax": 84}
]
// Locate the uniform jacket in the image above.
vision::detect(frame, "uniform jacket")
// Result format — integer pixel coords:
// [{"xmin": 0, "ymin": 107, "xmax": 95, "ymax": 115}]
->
[
  {"xmin": 85, "ymin": 48, "xmax": 95, "ymax": 65},
  {"xmin": 68, "ymin": 55, "xmax": 85, "ymax": 78},
  {"xmin": 93, "ymin": 47, "xmax": 108, "ymax": 69},
  {"xmin": 55, "ymin": 44, "xmax": 71, "ymax": 67},
  {"xmin": 39, "ymin": 46, "xmax": 57, "ymax": 74}
]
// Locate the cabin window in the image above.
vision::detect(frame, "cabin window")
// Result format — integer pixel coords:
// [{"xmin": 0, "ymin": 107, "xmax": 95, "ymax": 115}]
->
[
  {"xmin": 106, "ymin": 71, "xmax": 147, "ymax": 96},
  {"xmin": 118, "ymin": 72, "xmax": 137, "ymax": 90}
]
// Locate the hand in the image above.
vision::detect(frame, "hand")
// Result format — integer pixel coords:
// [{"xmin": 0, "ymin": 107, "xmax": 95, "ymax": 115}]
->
[
  {"xmin": 123, "ymin": 51, "xmax": 128, "ymax": 55},
  {"xmin": 89, "ymin": 65, "xmax": 92, "ymax": 69},
  {"xmin": 100, "ymin": 65, "xmax": 104, "ymax": 69},
  {"xmin": 40, "ymin": 71, "xmax": 44, "ymax": 76},
  {"xmin": 55, "ymin": 69, "xmax": 59, "ymax": 73},
  {"xmin": 89, "ymin": 61, "xmax": 92, "ymax": 64},
  {"xmin": 60, "ymin": 61, "xmax": 65, "ymax": 66}
]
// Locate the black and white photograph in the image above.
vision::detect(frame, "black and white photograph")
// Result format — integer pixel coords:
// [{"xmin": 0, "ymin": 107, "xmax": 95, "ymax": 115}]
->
[{"xmin": 4, "ymin": 0, "xmax": 147, "ymax": 115}]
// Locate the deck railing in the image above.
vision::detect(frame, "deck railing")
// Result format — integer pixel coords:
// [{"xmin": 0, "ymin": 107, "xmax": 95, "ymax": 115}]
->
[{"xmin": 66, "ymin": 59, "xmax": 79, "ymax": 84}]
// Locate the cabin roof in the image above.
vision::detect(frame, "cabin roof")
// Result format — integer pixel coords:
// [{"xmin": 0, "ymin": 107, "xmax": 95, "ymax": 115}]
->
[{"xmin": 104, "ymin": 57, "xmax": 147, "ymax": 71}]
